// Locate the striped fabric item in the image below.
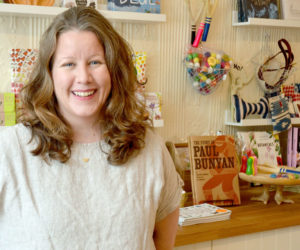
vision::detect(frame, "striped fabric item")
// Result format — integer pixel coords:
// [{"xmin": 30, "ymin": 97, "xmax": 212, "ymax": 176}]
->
[
  {"xmin": 268, "ymin": 94, "xmax": 291, "ymax": 134},
  {"xmin": 232, "ymin": 94, "xmax": 269, "ymax": 123}
]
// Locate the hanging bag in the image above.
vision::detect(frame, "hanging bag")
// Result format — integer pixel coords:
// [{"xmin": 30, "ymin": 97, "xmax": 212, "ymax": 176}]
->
[{"xmin": 184, "ymin": 45, "xmax": 232, "ymax": 95}]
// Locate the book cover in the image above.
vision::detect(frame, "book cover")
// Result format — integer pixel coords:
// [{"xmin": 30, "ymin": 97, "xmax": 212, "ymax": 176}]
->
[
  {"xmin": 188, "ymin": 135, "xmax": 241, "ymax": 206},
  {"xmin": 107, "ymin": 0, "xmax": 160, "ymax": 14},
  {"xmin": 237, "ymin": 131, "xmax": 282, "ymax": 166}
]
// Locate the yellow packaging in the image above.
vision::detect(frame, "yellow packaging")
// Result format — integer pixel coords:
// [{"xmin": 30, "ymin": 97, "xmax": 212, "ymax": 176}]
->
[
  {"xmin": 0, "ymin": 112, "xmax": 16, "ymax": 126},
  {"xmin": 0, "ymin": 93, "xmax": 15, "ymax": 113}
]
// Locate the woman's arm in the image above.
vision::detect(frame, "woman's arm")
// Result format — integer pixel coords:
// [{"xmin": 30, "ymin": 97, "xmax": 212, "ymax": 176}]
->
[{"xmin": 153, "ymin": 207, "xmax": 179, "ymax": 250}]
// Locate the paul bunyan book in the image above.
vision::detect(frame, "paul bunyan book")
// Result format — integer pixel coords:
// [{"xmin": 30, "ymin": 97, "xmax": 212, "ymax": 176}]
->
[{"xmin": 188, "ymin": 135, "xmax": 241, "ymax": 206}]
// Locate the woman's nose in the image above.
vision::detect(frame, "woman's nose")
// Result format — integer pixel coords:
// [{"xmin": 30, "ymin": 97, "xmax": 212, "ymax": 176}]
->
[{"xmin": 76, "ymin": 64, "xmax": 91, "ymax": 84}]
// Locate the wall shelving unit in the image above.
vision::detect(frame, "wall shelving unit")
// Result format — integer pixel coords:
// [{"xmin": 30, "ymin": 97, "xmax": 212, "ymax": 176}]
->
[
  {"xmin": 232, "ymin": 11, "xmax": 300, "ymax": 28},
  {"xmin": 0, "ymin": 3, "xmax": 166, "ymax": 23},
  {"xmin": 229, "ymin": 12, "xmax": 300, "ymax": 128}
]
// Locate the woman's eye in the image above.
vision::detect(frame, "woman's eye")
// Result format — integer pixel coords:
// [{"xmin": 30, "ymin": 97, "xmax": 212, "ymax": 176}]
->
[
  {"xmin": 90, "ymin": 60, "xmax": 101, "ymax": 65},
  {"xmin": 63, "ymin": 63, "xmax": 74, "ymax": 67}
]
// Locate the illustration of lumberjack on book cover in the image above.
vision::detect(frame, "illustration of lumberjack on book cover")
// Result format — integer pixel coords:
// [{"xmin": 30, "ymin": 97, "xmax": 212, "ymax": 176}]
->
[{"xmin": 188, "ymin": 135, "xmax": 241, "ymax": 206}]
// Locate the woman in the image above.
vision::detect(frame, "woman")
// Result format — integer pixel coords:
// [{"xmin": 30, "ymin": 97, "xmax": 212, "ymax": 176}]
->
[{"xmin": 0, "ymin": 7, "xmax": 182, "ymax": 250}]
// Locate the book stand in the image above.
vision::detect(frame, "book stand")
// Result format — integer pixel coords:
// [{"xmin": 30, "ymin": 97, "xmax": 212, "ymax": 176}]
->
[{"xmin": 239, "ymin": 172, "xmax": 300, "ymax": 205}]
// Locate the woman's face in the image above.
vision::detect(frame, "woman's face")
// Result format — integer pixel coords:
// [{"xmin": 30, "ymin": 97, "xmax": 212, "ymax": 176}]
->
[{"xmin": 51, "ymin": 30, "xmax": 111, "ymax": 125}]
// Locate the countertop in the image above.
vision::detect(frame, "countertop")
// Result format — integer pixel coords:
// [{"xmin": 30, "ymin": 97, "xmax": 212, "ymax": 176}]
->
[{"xmin": 175, "ymin": 186, "xmax": 300, "ymax": 246}]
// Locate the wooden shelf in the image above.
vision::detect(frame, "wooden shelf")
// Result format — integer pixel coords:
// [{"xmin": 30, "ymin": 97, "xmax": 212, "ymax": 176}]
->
[
  {"xmin": 0, "ymin": 3, "xmax": 166, "ymax": 23},
  {"xmin": 232, "ymin": 10, "xmax": 300, "ymax": 28}
]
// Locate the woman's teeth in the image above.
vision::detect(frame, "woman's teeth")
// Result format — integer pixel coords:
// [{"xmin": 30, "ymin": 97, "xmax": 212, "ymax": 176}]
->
[{"xmin": 73, "ymin": 91, "xmax": 95, "ymax": 97}]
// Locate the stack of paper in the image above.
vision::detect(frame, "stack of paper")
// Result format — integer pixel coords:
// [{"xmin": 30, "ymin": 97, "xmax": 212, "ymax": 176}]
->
[{"xmin": 178, "ymin": 203, "xmax": 232, "ymax": 226}]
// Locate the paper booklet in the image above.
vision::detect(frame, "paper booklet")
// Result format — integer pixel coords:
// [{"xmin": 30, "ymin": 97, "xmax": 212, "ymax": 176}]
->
[{"xmin": 178, "ymin": 203, "xmax": 232, "ymax": 226}]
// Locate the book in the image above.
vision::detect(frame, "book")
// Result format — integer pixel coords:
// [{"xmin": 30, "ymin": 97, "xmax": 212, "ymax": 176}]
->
[
  {"xmin": 107, "ymin": 0, "xmax": 160, "ymax": 14},
  {"xmin": 188, "ymin": 135, "xmax": 241, "ymax": 206},
  {"xmin": 237, "ymin": 131, "xmax": 282, "ymax": 166},
  {"xmin": 178, "ymin": 203, "xmax": 232, "ymax": 226},
  {"xmin": 242, "ymin": 0, "xmax": 280, "ymax": 22},
  {"xmin": 292, "ymin": 127, "xmax": 298, "ymax": 167},
  {"xmin": 237, "ymin": 0, "xmax": 245, "ymax": 22}
]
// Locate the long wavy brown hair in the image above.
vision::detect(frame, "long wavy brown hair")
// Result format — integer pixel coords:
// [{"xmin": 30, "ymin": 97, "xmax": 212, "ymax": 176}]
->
[{"xmin": 19, "ymin": 7, "xmax": 150, "ymax": 165}]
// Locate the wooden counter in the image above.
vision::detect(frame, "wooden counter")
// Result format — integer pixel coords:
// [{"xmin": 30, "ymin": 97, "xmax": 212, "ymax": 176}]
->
[{"xmin": 175, "ymin": 186, "xmax": 300, "ymax": 246}]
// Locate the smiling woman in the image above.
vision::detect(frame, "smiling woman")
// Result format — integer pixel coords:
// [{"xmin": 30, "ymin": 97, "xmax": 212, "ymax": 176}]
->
[{"xmin": 0, "ymin": 6, "xmax": 183, "ymax": 250}]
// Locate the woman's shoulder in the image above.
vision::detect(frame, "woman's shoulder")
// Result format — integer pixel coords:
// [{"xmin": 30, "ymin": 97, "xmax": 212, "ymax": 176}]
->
[
  {"xmin": 145, "ymin": 128, "xmax": 164, "ymax": 145},
  {"xmin": 0, "ymin": 123, "xmax": 31, "ymax": 147},
  {"xmin": 144, "ymin": 128, "xmax": 169, "ymax": 156}
]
